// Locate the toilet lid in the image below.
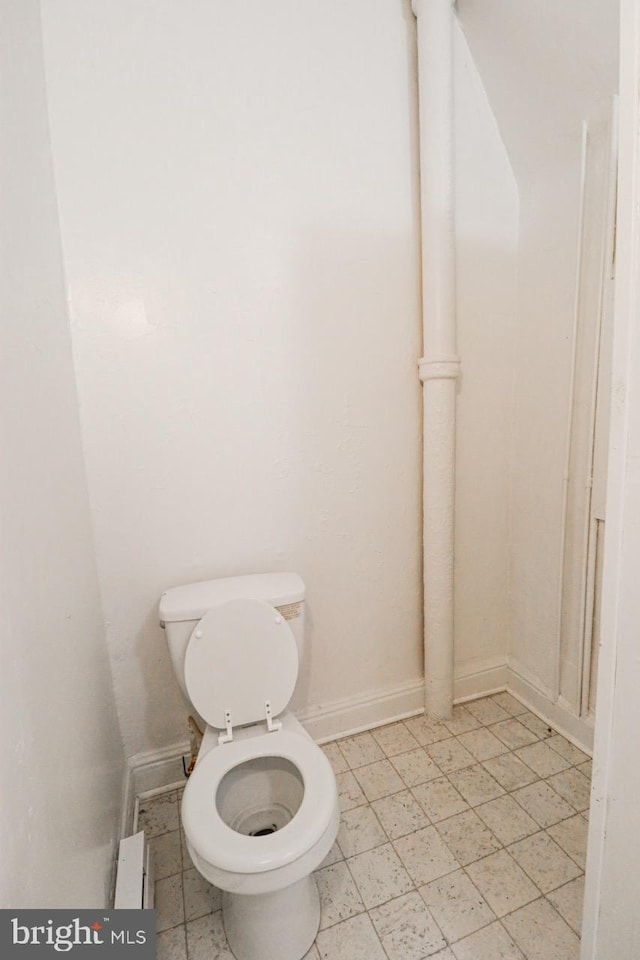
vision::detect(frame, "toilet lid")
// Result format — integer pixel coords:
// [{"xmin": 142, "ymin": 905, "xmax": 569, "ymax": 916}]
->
[{"xmin": 184, "ymin": 598, "xmax": 298, "ymax": 730}]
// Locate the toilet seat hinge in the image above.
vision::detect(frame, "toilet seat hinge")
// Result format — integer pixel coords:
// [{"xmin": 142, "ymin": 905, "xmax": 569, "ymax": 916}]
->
[
  {"xmin": 265, "ymin": 701, "xmax": 282, "ymax": 733},
  {"xmin": 218, "ymin": 709, "xmax": 234, "ymax": 745}
]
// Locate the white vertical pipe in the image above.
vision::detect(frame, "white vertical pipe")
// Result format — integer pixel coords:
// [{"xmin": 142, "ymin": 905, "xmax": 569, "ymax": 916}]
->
[{"xmin": 413, "ymin": 0, "xmax": 459, "ymax": 720}]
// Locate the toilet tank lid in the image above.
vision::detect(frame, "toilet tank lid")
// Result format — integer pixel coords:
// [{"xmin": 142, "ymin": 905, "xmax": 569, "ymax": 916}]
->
[{"xmin": 159, "ymin": 572, "xmax": 305, "ymax": 623}]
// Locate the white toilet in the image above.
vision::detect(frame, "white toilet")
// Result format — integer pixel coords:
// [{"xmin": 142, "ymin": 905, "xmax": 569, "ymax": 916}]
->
[{"xmin": 159, "ymin": 573, "xmax": 340, "ymax": 960}]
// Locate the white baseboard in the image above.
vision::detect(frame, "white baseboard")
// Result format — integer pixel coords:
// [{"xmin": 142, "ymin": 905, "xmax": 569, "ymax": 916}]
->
[
  {"xmin": 121, "ymin": 741, "xmax": 189, "ymax": 839},
  {"xmin": 453, "ymin": 657, "xmax": 509, "ymax": 703},
  {"xmin": 300, "ymin": 659, "xmax": 511, "ymax": 743},
  {"xmin": 297, "ymin": 678, "xmax": 426, "ymax": 744},
  {"xmin": 508, "ymin": 663, "xmax": 594, "ymax": 754}
]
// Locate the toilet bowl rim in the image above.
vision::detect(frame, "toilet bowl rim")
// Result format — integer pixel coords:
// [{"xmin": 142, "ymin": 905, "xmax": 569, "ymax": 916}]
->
[{"xmin": 181, "ymin": 729, "xmax": 338, "ymax": 875}]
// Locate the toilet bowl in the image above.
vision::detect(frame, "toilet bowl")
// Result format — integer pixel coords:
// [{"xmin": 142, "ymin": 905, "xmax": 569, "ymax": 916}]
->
[
  {"xmin": 159, "ymin": 574, "xmax": 340, "ymax": 960},
  {"xmin": 183, "ymin": 719, "xmax": 339, "ymax": 960}
]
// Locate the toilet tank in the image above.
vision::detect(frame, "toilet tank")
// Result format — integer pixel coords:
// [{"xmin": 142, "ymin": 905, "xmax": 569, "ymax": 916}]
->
[{"xmin": 159, "ymin": 573, "xmax": 306, "ymax": 707}]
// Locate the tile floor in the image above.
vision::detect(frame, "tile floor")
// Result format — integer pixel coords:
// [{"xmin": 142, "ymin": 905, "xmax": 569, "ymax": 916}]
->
[{"xmin": 139, "ymin": 693, "xmax": 591, "ymax": 960}]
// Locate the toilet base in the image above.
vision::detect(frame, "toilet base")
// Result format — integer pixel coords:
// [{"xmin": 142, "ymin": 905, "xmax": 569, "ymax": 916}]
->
[{"xmin": 222, "ymin": 873, "xmax": 321, "ymax": 960}]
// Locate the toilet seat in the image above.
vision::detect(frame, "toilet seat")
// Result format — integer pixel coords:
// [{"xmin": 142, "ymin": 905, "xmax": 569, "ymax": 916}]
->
[
  {"xmin": 184, "ymin": 598, "xmax": 298, "ymax": 731},
  {"xmin": 181, "ymin": 730, "xmax": 337, "ymax": 875}
]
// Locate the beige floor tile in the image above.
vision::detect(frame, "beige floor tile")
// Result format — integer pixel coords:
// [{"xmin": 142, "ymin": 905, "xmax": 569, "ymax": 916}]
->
[
  {"xmin": 347, "ymin": 843, "xmax": 414, "ymax": 909},
  {"xmin": 516, "ymin": 742, "xmax": 572, "ymax": 778},
  {"xmin": 185, "ymin": 912, "xmax": 233, "ymax": 960},
  {"xmin": 337, "ymin": 805, "xmax": 387, "ymax": 857},
  {"xmin": 412, "ymin": 778, "xmax": 469, "ymax": 822},
  {"xmin": 405, "ymin": 715, "xmax": 452, "ymax": 746},
  {"xmin": 511, "ymin": 780, "xmax": 576, "ymax": 828},
  {"xmin": 420, "ymin": 869, "xmax": 495, "ymax": 942},
  {"xmin": 443, "ymin": 705, "xmax": 482, "ymax": 736},
  {"xmin": 464, "ymin": 699, "xmax": 510, "ymax": 726},
  {"xmin": 457, "ymin": 728, "xmax": 509, "ymax": 761},
  {"xmin": 508, "ymin": 832, "xmax": 582, "ymax": 893},
  {"xmin": 448, "ymin": 764, "xmax": 505, "ymax": 807},
  {"xmin": 547, "ymin": 768, "xmax": 591, "ymax": 812},
  {"xmin": 578, "ymin": 759, "xmax": 592, "ymax": 779},
  {"xmin": 481, "ymin": 753, "xmax": 539, "ymax": 792},
  {"xmin": 157, "ymin": 925, "xmax": 187, "ymax": 960},
  {"xmin": 180, "ymin": 829, "xmax": 193, "ymax": 869},
  {"xmin": 427, "ymin": 739, "xmax": 476, "ymax": 774},
  {"xmin": 465, "ymin": 850, "xmax": 539, "ymax": 917},
  {"xmin": 517, "ymin": 712, "xmax": 554, "ymax": 739},
  {"xmin": 391, "ymin": 748, "xmax": 443, "ymax": 788},
  {"xmin": 435, "ymin": 810, "xmax": 501, "ymax": 866},
  {"xmin": 490, "ymin": 692, "xmax": 528, "ymax": 717},
  {"xmin": 371, "ymin": 722, "xmax": 421, "ymax": 757},
  {"xmin": 353, "ymin": 759, "xmax": 405, "ymax": 802},
  {"xmin": 547, "ymin": 876, "xmax": 585, "ymax": 934},
  {"xmin": 546, "ymin": 735, "xmax": 590, "ymax": 766},
  {"xmin": 150, "ymin": 830, "xmax": 182, "ymax": 880},
  {"xmin": 338, "ymin": 732, "xmax": 385, "ymax": 768},
  {"xmin": 335, "ymin": 771, "xmax": 367, "ymax": 811},
  {"xmin": 369, "ymin": 891, "xmax": 446, "ymax": 960},
  {"xmin": 475, "ymin": 795, "xmax": 538, "ymax": 846},
  {"xmin": 371, "ymin": 790, "xmax": 430, "ymax": 840},
  {"xmin": 490, "ymin": 719, "xmax": 539, "ymax": 750},
  {"xmin": 137, "ymin": 792, "xmax": 179, "ymax": 838},
  {"xmin": 143, "ymin": 698, "xmax": 589, "ymax": 960},
  {"xmin": 319, "ymin": 840, "xmax": 343, "ymax": 868},
  {"xmin": 322, "ymin": 741, "xmax": 349, "ymax": 775},
  {"xmin": 502, "ymin": 898, "xmax": 580, "ymax": 960},
  {"xmin": 451, "ymin": 920, "xmax": 525, "ymax": 959},
  {"xmin": 315, "ymin": 861, "xmax": 365, "ymax": 929},
  {"xmin": 394, "ymin": 825, "xmax": 459, "ymax": 885},
  {"xmin": 182, "ymin": 867, "xmax": 222, "ymax": 922},
  {"xmin": 316, "ymin": 913, "xmax": 386, "ymax": 960},
  {"xmin": 547, "ymin": 815, "xmax": 588, "ymax": 868},
  {"xmin": 155, "ymin": 873, "xmax": 185, "ymax": 932}
]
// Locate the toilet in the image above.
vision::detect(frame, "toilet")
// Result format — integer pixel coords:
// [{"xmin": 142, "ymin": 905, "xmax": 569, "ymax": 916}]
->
[{"xmin": 159, "ymin": 573, "xmax": 340, "ymax": 960}]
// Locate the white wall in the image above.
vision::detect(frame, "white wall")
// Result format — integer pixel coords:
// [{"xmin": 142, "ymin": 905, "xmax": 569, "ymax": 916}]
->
[
  {"xmin": 41, "ymin": 0, "xmax": 424, "ymax": 758},
  {"xmin": 509, "ymin": 173, "xmax": 583, "ymax": 697},
  {"xmin": 453, "ymin": 22, "xmax": 518, "ymax": 693},
  {"xmin": 0, "ymin": 0, "xmax": 124, "ymax": 907},
  {"xmin": 457, "ymin": 0, "xmax": 618, "ymax": 729},
  {"xmin": 35, "ymin": 0, "xmax": 618, "ymax": 780}
]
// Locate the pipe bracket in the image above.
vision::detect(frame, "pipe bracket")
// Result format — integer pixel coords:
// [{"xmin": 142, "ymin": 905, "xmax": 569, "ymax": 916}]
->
[
  {"xmin": 418, "ymin": 356, "xmax": 461, "ymax": 382},
  {"xmin": 412, "ymin": 0, "xmax": 457, "ymax": 17}
]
